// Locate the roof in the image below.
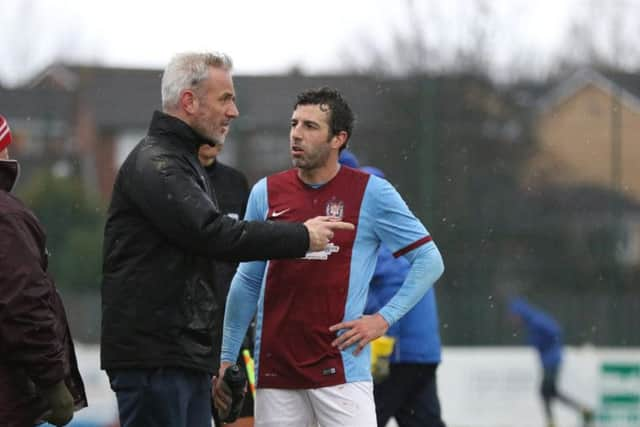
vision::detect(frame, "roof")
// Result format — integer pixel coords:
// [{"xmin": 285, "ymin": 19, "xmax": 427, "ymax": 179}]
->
[
  {"xmin": 27, "ymin": 63, "xmax": 421, "ymax": 131},
  {"xmin": 233, "ymin": 74, "xmax": 418, "ymax": 131},
  {"xmin": 604, "ymin": 70, "xmax": 640, "ymax": 99},
  {"xmin": 76, "ymin": 66, "xmax": 163, "ymax": 129},
  {"xmin": 29, "ymin": 63, "xmax": 163, "ymax": 129},
  {"xmin": 0, "ymin": 88, "xmax": 74, "ymax": 122},
  {"xmin": 8, "ymin": 62, "xmax": 513, "ymax": 138},
  {"xmin": 536, "ymin": 68, "xmax": 640, "ymax": 114}
]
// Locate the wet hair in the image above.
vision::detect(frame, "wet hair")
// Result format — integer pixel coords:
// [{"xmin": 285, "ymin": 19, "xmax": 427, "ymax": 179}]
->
[
  {"xmin": 161, "ymin": 52, "xmax": 233, "ymax": 112},
  {"xmin": 294, "ymin": 87, "xmax": 354, "ymax": 149}
]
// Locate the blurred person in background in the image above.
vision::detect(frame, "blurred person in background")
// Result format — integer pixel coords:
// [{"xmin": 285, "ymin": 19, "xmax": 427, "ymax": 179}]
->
[
  {"xmin": 358, "ymin": 165, "xmax": 446, "ymax": 427},
  {"xmin": 0, "ymin": 114, "xmax": 87, "ymax": 426},
  {"xmin": 337, "ymin": 148, "xmax": 359, "ymax": 169},
  {"xmin": 509, "ymin": 297, "xmax": 594, "ymax": 427},
  {"xmin": 198, "ymin": 142, "xmax": 254, "ymax": 426},
  {"xmin": 216, "ymin": 87, "xmax": 444, "ymax": 426},
  {"xmin": 100, "ymin": 52, "xmax": 351, "ymax": 427}
]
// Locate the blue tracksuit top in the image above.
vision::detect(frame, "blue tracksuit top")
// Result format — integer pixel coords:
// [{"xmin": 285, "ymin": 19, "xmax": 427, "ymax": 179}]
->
[
  {"xmin": 365, "ymin": 245, "xmax": 442, "ymax": 364},
  {"xmin": 509, "ymin": 298, "xmax": 563, "ymax": 369}
]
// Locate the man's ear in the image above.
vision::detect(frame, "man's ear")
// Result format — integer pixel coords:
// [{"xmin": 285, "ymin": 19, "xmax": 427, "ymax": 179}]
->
[
  {"xmin": 331, "ymin": 131, "xmax": 348, "ymax": 150},
  {"xmin": 180, "ymin": 89, "xmax": 198, "ymax": 115}
]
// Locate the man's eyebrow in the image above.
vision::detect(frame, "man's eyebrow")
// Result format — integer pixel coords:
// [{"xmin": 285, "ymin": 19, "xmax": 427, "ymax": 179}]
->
[{"xmin": 292, "ymin": 119, "xmax": 320, "ymax": 127}]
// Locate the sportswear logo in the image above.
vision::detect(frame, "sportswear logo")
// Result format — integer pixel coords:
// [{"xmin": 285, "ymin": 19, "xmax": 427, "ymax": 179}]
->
[
  {"xmin": 302, "ymin": 243, "xmax": 340, "ymax": 260},
  {"xmin": 271, "ymin": 208, "xmax": 290, "ymax": 218}
]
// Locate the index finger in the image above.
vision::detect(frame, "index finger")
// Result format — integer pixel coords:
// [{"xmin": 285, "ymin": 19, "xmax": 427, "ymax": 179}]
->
[
  {"xmin": 326, "ymin": 221, "xmax": 355, "ymax": 231},
  {"xmin": 329, "ymin": 320, "xmax": 354, "ymax": 332}
]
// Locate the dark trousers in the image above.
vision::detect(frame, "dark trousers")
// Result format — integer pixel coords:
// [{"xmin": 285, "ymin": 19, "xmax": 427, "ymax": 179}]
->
[
  {"xmin": 540, "ymin": 365, "xmax": 585, "ymax": 424},
  {"xmin": 374, "ymin": 363, "xmax": 446, "ymax": 427},
  {"xmin": 108, "ymin": 367, "xmax": 212, "ymax": 427}
]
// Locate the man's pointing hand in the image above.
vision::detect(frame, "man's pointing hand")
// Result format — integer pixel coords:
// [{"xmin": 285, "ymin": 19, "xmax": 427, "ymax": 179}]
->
[{"xmin": 304, "ymin": 216, "xmax": 354, "ymax": 251}]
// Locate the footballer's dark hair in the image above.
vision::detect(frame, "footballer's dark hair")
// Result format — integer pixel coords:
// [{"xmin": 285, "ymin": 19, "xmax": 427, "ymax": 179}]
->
[{"xmin": 294, "ymin": 87, "xmax": 354, "ymax": 149}]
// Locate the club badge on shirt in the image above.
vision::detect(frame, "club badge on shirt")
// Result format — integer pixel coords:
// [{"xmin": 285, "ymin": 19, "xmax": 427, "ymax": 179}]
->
[
  {"xmin": 301, "ymin": 197, "xmax": 345, "ymax": 260},
  {"xmin": 325, "ymin": 198, "xmax": 344, "ymax": 220}
]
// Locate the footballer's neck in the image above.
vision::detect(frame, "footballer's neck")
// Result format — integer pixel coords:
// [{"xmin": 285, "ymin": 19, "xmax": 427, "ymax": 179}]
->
[{"xmin": 297, "ymin": 162, "xmax": 340, "ymax": 186}]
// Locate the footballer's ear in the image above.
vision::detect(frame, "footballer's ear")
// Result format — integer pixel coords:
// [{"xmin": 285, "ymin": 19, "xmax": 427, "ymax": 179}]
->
[{"xmin": 331, "ymin": 130, "xmax": 348, "ymax": 150}]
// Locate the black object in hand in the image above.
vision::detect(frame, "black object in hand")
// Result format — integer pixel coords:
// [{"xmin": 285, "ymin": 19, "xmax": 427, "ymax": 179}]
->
[{"xmin": 220, "ymin": 364, "xmax": 247, "ymax": 423}]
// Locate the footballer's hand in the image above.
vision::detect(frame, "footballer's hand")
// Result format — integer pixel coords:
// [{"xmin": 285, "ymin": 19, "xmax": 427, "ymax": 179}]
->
[
  {"xmin": 304, "ymin": 216, "xmax": 354, "ymax": 251},
  {"xmin": 213, "ymin": 362, "xmax": 233, "ymax": 415},
  {"xmin": 329, "ymin": 313, "xmax": 390, "ymax": 356}
]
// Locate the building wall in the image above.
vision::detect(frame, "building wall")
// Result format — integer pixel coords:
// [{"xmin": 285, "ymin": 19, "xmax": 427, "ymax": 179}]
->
[
  {"xmin": 96, "ymin": 133, "xmax": 117, "ymax": 201},
  {"xmin": 533, "ymin": 83, "xmax": 640, "ymax": 201}
]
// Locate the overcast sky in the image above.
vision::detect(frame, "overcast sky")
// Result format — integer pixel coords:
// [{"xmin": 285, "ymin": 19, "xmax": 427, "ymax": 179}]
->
[{"xmin": 1, "ymin": 0, "xmax": 638, "ymax": 86}]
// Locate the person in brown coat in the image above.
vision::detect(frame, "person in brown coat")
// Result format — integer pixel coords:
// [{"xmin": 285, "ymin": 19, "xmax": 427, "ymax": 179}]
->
[{"xmin": 0, "ymin": 114, "xmax": 87, "ymax": 426}]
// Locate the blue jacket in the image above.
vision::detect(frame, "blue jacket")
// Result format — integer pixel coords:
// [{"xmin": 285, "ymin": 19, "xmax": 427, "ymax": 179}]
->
[
  {"xmin": 365, "ymin": 245, "xmax": 442, "ymax": 364},
  {"xmin": 509, "ymin": 298, "xmax": 563, "ymax": 368}
]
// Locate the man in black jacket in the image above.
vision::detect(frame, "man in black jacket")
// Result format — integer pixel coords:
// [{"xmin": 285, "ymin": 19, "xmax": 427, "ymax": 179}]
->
[{"xmin": 101, "ymin": 52, "xmax": 352, "ymax": 427}]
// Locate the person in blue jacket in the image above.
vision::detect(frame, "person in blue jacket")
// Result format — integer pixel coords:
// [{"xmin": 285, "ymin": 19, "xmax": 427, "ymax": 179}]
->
[
  {"xmin": 337, "ymin": 148, "xmax": 360, "ymax": 169},
  {"xmin": 360, "ymin": 165, "xmax": 446, "ymax": 427},
  {"xmin": 509, "ymin": 297, "xmax": 594, "ymax": 427}
]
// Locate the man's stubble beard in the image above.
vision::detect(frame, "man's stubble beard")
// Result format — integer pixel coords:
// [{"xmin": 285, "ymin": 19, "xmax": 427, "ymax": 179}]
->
[
  {"xmin": 292, "ymin": 144, "xmax": 331, "ymax": 171},
  {"xmin": 193, "ymin": 118, "xmax": 224, "ymax": 146}
]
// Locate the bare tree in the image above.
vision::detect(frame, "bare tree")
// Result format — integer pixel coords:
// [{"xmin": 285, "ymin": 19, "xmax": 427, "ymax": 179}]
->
[
  {"xmin": 339, "ymin": 0, "xmax": 445, "ymax": 77},
  {"xmin": 343, "ymin": 0, "xmax": 640, "ymax": 82},
  {"xmin": 0, "ymin": 1, "xmax": 99, "ymax": 87},
  {"xmin": 554, "ymin": 0, "xmax": 640, "ymax": 75}
]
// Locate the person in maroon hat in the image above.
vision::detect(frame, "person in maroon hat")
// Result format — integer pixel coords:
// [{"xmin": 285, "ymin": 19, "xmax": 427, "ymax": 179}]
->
[{"xmin": 0, "ymin": 114, "xmax": 87, "ymax": 426}]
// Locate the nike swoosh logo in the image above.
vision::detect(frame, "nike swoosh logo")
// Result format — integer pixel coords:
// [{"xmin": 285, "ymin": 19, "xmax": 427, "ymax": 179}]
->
[{"xmin": 271, "ymin": 208, "xmax": 290, "ymax": 218}]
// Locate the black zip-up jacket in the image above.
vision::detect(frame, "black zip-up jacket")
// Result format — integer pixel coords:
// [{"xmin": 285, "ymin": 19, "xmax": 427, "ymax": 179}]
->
[{"xmin": 101, "ymin": 111, "xmax": 309, "ymax": 373}]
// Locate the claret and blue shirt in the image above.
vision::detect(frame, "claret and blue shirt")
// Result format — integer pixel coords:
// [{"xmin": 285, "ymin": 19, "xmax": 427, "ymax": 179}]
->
[{"xmin": 221, "ymin": 165, "xmax": 444, "ymax": 389}]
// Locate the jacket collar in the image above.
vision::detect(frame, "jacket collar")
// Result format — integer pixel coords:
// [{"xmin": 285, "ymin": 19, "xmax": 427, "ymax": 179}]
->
[
  {"xmin": 0, "ymin": 159, "xmax": 19, "ymax": 192},
  {"xmin": 147, "ymin": 110, "xmax": 213, "ymax": 153}
]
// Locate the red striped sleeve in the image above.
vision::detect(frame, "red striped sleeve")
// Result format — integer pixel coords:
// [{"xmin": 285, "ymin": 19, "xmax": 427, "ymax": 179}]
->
[{"xmin": 393, "ymin": 235, "xmax": 433, "ymax": 258}]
